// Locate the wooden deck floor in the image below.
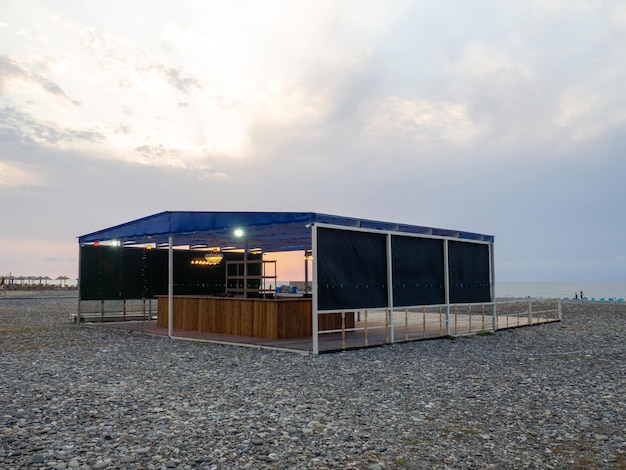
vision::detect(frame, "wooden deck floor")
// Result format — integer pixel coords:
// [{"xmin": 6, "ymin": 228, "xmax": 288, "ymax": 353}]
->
[{"xmin": 84, "ymin": 308, "xmax": 559, "ymax": 354}]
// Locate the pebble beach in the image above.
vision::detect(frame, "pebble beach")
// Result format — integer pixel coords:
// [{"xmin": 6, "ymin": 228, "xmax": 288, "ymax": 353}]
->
[{"xmin": 1, "ymin": 293, "xmax": 624, "ymax": 469}]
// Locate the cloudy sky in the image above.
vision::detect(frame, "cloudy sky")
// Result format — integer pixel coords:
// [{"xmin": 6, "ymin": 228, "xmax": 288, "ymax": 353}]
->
[{"xmin": 1, "ymin": 0, "xmax": 625, "ymax": 282}]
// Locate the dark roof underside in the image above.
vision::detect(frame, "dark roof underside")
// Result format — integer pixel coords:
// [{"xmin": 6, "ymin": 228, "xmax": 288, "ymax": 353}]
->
[{"xmin": 78, "ymin": 211, "xmax": 493, "ymax": 252}]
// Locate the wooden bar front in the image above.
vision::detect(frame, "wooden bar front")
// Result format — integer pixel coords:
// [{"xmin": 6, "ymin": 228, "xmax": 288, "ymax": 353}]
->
[{"xmin": 157, "ymin": 296, "xmax": 355, "ymax": 339}]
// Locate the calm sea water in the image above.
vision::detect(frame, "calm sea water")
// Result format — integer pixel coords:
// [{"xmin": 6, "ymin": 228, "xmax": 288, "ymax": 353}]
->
[
  {"xmin": 7, "ymin": 279, "xmax": 624, "ymax": 301},
  {"xmin": 496, "ymin": 282, "xmax": 626, "ymax": 300}
]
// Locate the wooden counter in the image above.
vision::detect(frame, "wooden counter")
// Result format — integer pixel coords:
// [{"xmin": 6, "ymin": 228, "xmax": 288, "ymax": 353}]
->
[{"xmin": 157, "ymin": 296, "xmax": 354, "ymax": 339}]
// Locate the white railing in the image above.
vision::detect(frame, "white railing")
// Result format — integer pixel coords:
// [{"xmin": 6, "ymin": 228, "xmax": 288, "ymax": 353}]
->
[
  {"xmin": 74, "ymin": 298, "xmax": 156, "ymax": 323},
  {"xmin": 315, "ymin": 299, "xmax": 561, "ymax": 353}
]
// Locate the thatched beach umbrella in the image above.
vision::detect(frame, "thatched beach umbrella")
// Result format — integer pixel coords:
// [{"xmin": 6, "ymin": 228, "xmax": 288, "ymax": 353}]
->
[{"xmin": 56, "ymin": 275, "xmax": 70, "ymax": 287}]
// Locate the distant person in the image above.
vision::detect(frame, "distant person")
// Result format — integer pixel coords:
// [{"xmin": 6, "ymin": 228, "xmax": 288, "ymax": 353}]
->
[
  {"xmin": 580, "ymin": 291, "xmax": 584, "ymax": 300},
  {"xmin": 574, "ymin": 292, "xmax": 578, "ymax": 300}
]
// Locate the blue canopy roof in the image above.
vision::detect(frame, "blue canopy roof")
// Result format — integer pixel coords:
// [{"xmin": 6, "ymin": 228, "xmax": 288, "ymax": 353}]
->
[{"xmin": 78, "ymin": 211, "xmax": 493, "ymax": 252}]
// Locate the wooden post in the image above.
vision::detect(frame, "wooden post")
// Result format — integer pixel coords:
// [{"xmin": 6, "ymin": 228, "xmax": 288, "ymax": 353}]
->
[
  {"xmin": 439, "ymin": 305, "xmax": 443, "ymax": 336},
  {"xmin": 506, "ymin": 302, "xmax": 509, "ymax": 328},
  {"xmin": 404, "ymin": 308, "xmax": 408, "ymax": 341},
  {"xmin": 422, "ymin": 306, "xmax": 426, "ymax": 338},
  {"xmin": 454, "ymin": 304, "xmax": 458, "ymax": 335},
  {"xmin": 341, "ymin": 311, "xmax": 346, "ymax": 350},
  {"xmin": 493, "ymin": 301, "xmax": 498, "ymax": 332},
  {"xmin": 385, "ymin": 309, "xmax": 389, "ymax": 344},
  {"xmin": 482, "ymin": 304, "xmax": 485, "ymax": 331},
  {"xmin": 364, "ymin": 310, "xmax": 369, "ymax": 347}
]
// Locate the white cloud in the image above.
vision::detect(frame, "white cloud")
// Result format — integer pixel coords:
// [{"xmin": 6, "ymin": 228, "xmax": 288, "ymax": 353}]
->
[
  {"xmin": 427, "ymin": 43, "xmax": 547, "ymax": 150},
  {"xmin": 610, "ymin": 2, "xmax": 626, "ymax": 26},
  {"xmin": 554, "ymin": 87, "xmax": 626, "ymax": 142},
  {"xmin": 251, "ymin": 81, "xmax": 330, "ymax": 127},
  {"xmin": 532, "ymin": 0, "xmax": 602, "ymax": 16},
  {"xmin": 0, "ymin": 107, "xmax": 104, "ymax": 149},
  {"xmin": 455, "ymin": 44, "xmax": 533, "ymax": 85},
  {"xmin": 0, "ymin": 161, "xmax": 46, "ymax": 187},
  {"xmin": 555, "ymin": 89, "xmax": 601, "ymax": 141},
  {"xmin": 363, "ymin": 97, "xmax": 476, "ymax": 144}
]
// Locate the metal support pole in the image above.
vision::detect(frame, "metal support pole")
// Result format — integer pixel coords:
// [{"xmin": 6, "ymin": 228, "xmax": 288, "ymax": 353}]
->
[
  {"xmin": 386, "ymin": 233, "xmax": 394, "ymax": 344},
  {"xmin": 311, "ymin": 225, "xmax": 319, "ymax": 355},
  {"xmin": 490, "ymin": 241, "xmax": 497, "ymax": 331},
  {"xmin": 168, "ymin": 235, "xmax": 174, "ymax": 338},
  {"xmin": 76, "ymin": 244, "xmax": 82, "ymax": 325},
  {"xmin": 244, "ymin": 238, "xmax": 248, "ymax": 298},
  {"xmin": 304, "ymin": 254, "xmax": 309, "ymax": 296},
  {"xmin": 443, "ymin": 239, "xmax": 451, "ymax": 336}
]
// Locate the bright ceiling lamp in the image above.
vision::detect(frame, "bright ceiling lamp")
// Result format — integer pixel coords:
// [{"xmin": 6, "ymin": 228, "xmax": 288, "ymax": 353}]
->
[
  {"xmin": 204, "ymin": 249, "xmax": 224, "ymax": 265},
  {"xmin": 190, "ymin": 248, "xmax": 224, "ymax": 266}
]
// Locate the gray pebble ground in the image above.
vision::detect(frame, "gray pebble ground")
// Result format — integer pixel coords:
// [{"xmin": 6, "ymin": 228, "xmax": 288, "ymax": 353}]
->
[{"xmin": 1, "ymin": 293, "xmax": 625, "ymax": 469}]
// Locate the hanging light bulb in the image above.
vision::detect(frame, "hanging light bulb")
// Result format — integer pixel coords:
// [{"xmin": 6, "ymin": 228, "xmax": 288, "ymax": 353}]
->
[{"xmin": 204, "ymin": 248, "xmax": 224, "ymax": 266}]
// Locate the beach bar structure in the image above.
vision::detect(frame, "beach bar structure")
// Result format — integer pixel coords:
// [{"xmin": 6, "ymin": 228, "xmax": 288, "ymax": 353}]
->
[{"xmin": 77, "ymin": 211, "xmax": 497, "ymax": 354}]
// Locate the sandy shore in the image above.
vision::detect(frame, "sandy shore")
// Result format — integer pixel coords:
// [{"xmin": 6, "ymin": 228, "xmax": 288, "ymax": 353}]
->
[{"xmin": 1, "ymin": 296, "xmax": 624, "ymax": 469}]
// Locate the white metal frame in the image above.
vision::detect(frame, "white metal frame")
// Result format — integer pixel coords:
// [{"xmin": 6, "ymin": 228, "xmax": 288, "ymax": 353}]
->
[
  {"xmin": 168, "ymin": 234, "xmax": 174, "ymax": 338},
  {"xmin": 311, "ymin": 222, "xmax": 494, "ymax": 354}
]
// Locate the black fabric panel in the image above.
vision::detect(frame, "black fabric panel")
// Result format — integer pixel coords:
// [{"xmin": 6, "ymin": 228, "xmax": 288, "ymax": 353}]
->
[
  {"xmin": 392, "ymin": 236, "xmax": 445, "ymax": 306},
  {"xmin": 162, "ymin": 251, "xmax": 259, "ymax": 296},
  {"xmin": 79, "ymin": 246, "xmax": 146, "ymax": 300},
  {"xmin": 79, "ymin": 246, "xmax": 122, "ymax": 300},
  {"xmin": 120, "ymin": 248, "xmax": 147, "ymax": 299},
  {"xmin": 317, "ymin": 228, "xmax": 388, "ymax": 310},
  {"xmin": 79, "ymin": 245, "xmax": 103, "ymax": 300},
  {"xmin": 144, "ymin": 249, "xmax": 168, "ymax": 298},
  {"xmin": 80, "ymin": 246, "xmax": 260, "ymax": 300},
  {"xmin": 173, "ymin": 251, "xmax": 210, "ymax": 295},
  {"xmin": 448, "ymin": 241, "xmax": 491, "ymax": 303}
]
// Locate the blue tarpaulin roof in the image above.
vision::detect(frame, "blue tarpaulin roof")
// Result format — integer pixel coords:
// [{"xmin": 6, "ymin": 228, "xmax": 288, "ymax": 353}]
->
[{"xmin": 78, "ymin": 211, "xmax": 494, "ymax": 252}]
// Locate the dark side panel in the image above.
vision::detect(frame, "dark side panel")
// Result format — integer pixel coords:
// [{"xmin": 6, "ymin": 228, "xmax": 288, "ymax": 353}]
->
[
  {"xmin": 317, "ymin": 228, "xmax": 388, "ymax": 310},
  {"xmin": 448, "ymin": 241, "xmax": 491, "ymax": 303},
  {"xmin": 392, "ymin": 236, "xmax": 445, "ymax": 306}
]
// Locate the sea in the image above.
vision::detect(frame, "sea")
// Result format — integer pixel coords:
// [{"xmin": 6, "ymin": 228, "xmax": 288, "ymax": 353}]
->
[
  {"xmin": 496, "ymin": 282, "xmax": 626, "ymax": 301},
  {"xmin": 5, "ymin": 279, "xmax": 624, "ymax": 302}
]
